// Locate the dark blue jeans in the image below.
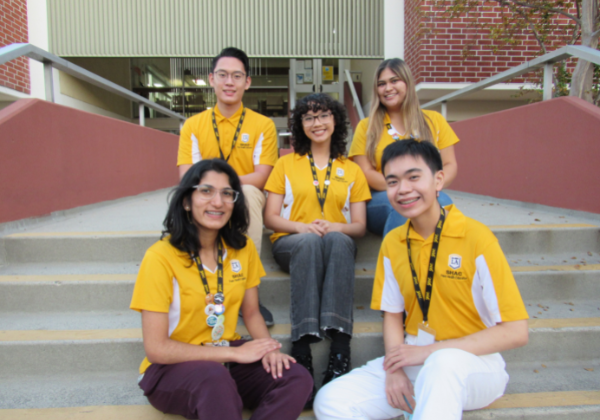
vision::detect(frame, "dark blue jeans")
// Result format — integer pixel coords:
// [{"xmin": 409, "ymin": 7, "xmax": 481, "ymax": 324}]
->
[{"xmin": 366, "ymin": 190, "xmax": 454, "ymax": 237}]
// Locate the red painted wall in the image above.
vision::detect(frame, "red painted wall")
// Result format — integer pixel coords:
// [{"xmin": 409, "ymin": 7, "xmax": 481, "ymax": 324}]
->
[
  {"xmin": 450, "ymin": 96, "xmax": 600, "ymax": 214},
  {"xmin": 0, "ymin": 0, "xmax": 29, "ymax": 94},
  {"xmin": 0, "ymin": 99, "xmax": 179, "ymax": 223}
]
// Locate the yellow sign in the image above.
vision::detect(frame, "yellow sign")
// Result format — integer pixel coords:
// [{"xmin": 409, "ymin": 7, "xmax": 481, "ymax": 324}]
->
[{"xmin": 322, "ymin": 66, "xmax": 334, "ymax": 81}]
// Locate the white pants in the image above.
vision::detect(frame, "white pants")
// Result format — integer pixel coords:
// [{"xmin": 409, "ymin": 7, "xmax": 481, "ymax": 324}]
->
[{"xmin": 314, "ymin": 335, "xmax": 509, "ymax": 420}]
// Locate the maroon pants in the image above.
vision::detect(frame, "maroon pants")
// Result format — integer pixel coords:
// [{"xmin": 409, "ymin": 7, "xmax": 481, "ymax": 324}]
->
[{"xmin": 138, "ymin": 342, "xmax": 313, "ymax": 420}]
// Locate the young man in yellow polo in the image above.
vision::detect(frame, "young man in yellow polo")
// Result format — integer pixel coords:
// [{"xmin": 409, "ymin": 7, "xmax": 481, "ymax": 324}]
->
[
  {"xmin": 315, "ymin": 140, "xmax": 529, "ymax": 420},
  {"xmin": 177, "ymin": 47, "xmax": 277, "ymax": 325}
]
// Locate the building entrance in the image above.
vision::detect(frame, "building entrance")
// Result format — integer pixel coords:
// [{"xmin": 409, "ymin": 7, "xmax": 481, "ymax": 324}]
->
[{"xmin": 289, "ymin": 59, "xmax": 349, "ymax": 110}]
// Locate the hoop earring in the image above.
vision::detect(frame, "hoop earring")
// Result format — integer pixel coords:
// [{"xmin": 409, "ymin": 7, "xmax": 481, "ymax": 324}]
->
[{"xmin": 186, "ymin": 210, "xmax": 193, "ymax": 224}]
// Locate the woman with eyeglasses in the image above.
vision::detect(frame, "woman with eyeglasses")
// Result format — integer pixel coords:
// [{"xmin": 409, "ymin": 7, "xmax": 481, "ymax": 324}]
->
[
  {"xmin": 131, "ymin": 159, "xmax": 312, "ymax": 420},
  {"xmin": 349, "ymin": 58, "xmax": 460, "ymax": 237},
  {"xmin": 264, "ymin": 93, "xmax": 371, "ymax": 408}
]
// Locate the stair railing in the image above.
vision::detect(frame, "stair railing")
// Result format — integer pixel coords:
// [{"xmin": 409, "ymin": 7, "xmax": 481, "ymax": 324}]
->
[
  {"xmin": 421, "ymin": 45, "xmax": 600, "ymax": 119},
  {"xmin": 0, "ymin": 43, "xmax": 186, "ymax": 127},
  {"xmin": 345, "ymin": 69, "xmax": 365, "ymax": 120}
]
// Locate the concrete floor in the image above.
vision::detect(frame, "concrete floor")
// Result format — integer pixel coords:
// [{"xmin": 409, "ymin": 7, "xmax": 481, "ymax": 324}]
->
[{"xmin": 1, "ymin": 188, "xmax": 599, "ymax": 236}]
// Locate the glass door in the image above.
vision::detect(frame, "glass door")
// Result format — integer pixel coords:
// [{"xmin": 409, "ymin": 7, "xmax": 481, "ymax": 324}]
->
[{"xmin": 289, "ymin": 59, "xmax": 348, "ymax": 110}]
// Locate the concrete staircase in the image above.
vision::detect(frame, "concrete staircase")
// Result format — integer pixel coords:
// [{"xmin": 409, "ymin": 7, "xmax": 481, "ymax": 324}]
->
[{"xmin": 1, "ymin": 190, "xmax": 599, "ymax": 419}]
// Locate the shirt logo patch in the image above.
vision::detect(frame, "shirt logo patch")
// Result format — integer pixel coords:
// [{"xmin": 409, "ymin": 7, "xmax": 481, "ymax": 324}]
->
[
  {"xmin": 336, "ymin": 168, "xmax": 344, "ymax": 177},
  {"xmin": 231, "ymin": 259, "xmax": 242, "ymax": 273},
  {"xmin": 241, "ymin": 133, "xmax": 250, "ymax": 143},
  {"xmin": 448, "ymin": 254, "xmax": 462, "ymax": 270}
]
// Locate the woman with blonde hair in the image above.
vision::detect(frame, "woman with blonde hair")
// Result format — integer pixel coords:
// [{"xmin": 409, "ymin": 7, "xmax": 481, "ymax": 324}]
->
[{"xmin": 349, "ymin": 58, "xmax": 459, "ymax": 236}]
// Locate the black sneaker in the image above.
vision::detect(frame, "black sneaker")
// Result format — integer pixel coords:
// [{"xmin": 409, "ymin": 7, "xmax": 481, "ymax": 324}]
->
[
  {"xmin": 259, "ymin": 303, "xmax": 274, "ymax": 327},
  {"xmin": 294, "ymin": 353, "xmax": 316, "ymax": 410},
  {"xmin": 322, "ymin": 352, "xmax": 351, "ymax": 386}
]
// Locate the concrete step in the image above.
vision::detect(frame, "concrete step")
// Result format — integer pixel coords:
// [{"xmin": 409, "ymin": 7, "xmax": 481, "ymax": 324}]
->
[
  {"xmin": 1, "ymin": 319, "xmax": 599, "ymax": 380},
  {"xmin": 1, "ymin": 369, "xmax": 599, "ymax": 418},
  {"xmin": 2, "ymin": 225, "xmax": 599, "ymax": 267},
  {"xmin": 1, "ymin": 265, "xmax": 598, "ymax": 313},
  {"xmin": 2, "ymin": 297, "xmax": 598, "ymax": 332}
]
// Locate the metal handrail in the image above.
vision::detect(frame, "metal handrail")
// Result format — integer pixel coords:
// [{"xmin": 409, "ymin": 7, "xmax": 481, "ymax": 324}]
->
[
  {"xmin": 345, "ymin": 69, "xmax": 365, "ymax": 120},
  {"xmin": 0, "ymin": 43, "xmax": 186, "ymax": 125},
  {"xmin": 421, "ymin": 45, "xmax": 600, "ymax": 116}
]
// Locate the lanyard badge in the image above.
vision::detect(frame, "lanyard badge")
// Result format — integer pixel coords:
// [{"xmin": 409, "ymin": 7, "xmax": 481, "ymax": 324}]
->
[
  {"xmin": 211, "ymin": 108, "xmax": 246, "ymax": 162},
  {"xmin": 406, "ymin": 207, "xmax": 446, "ymax": 346},
  {"xmin": 307, "ymin": 151, "xmax": 333, "ymax": 216},
  {"xmin": 192, "ymin": 240, "xmax": 228, "ymax": 345},
  {"xmin": 386, "ymin": 123, "xmax": 400, "ymax": 141}
]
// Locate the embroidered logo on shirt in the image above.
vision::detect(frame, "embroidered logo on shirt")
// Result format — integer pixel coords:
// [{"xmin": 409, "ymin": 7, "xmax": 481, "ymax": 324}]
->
[
  {"xmin": 448, "ymin": 254, "xmax": 462, "ymax": 269},
  {"xmin": 231, "ymin": 259, "xmax": 242, "ymax": 273},
  {"xmin": 241, "ymin": 133, "xmax": 250, "ymax": 143},
  {"xmin": 336, "ymin": 168, "xmax": 344, "ymax": 177}
]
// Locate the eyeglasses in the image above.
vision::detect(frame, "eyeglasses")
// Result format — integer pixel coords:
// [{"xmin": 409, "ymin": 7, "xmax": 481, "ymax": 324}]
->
[
  {"xmin": 214, "ymin": 70, "xmax": 246, "ymax": 82},
  {"xmin": 302, "ymin": 112, "xmax": 332, "ymax": 126},
  {"xmin": 192, "ymin": 185, "xmax": 240, "ymax": 203}
]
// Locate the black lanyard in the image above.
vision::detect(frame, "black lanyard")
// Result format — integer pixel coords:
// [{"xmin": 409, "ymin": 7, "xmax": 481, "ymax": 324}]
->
[
  {"xmin": 387, "ymin": 123, "xmax": 416, "ymax": 141},
  {"xmin": 307, "ymin": 151, "xmax": 333, "ymax": 215},
  {"xmin": 192, "ymin": 240, "xmax": 224, "ymax": 298},
  {"xmin": 406, "ymin": 207, "xmax": 446, "ymax": 323},
  {"xmin": 211, "ymin": 108, "xmax": 246, "ymax": 162}
]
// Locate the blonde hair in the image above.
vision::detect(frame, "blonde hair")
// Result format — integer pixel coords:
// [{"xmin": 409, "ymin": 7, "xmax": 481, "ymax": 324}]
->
[{"xmin": 365, "ymin": 59, "xmax": 433, "ymax": 167}]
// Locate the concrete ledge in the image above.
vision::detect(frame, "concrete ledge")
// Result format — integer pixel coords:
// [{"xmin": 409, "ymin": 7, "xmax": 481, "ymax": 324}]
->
[{"xmin": 1, "ymin": 391, "xmax": 599, "ymax": 420}]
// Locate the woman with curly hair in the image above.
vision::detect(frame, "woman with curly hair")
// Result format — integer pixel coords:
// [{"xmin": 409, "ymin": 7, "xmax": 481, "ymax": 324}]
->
[
  {"xmin": 131, "ymin": 159, "xmax": 313, "ymax": 419},
  {"xmin": 264, "ymin": 93, "xmax": 371, "ymax": 408},
  {"xmin": 349, "ymin": 58, "xmax": 460, "ymax": 237}
]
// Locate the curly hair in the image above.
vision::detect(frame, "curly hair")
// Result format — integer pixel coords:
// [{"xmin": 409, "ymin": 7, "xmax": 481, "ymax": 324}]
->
[
  {"xmin": 291, "ymin": 93, "xmax": 349, "ymax": 159},
  {"xmin": 162, "ymin": 159, "xmax": 249, "ymax": 258}
]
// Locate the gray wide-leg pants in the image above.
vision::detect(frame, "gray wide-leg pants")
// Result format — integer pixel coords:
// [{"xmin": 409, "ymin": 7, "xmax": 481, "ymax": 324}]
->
[{"xmin": 272, "ymin": 232, "xmax": 356, "ymax": 342}]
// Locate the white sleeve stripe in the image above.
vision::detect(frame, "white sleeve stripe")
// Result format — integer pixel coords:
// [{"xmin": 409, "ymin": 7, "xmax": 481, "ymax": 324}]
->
[
  {"xmin": 342, "ymin": 182, "xmax": 353, "ymax": 223},
  {"xmin": 191, "ymin": 133, "xmax": 202, "ymax": 164},
  {"xmin": 281, "ymin": 175, "xmax": 294, "ymax": 220},
  {"xmin": 472, "ymin": 254, "xmax": 502, "ymax": 327},
  {"xmin": 381, "ymin": 256, "xmax": 404, "ymax": 313},
  {"xmin": 168, "ymin": 278, "xmax": 181, "ymax": 337},
  {"xmin": 253, "ymin": 133, "xmax": 264, "ymax": 166}
]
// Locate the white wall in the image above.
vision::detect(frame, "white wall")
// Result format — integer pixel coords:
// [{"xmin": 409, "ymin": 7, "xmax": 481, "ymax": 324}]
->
[
  {"xmin": 384, "ymin": 0, "xmax": 404, "ymax": 59},
  {"xmin": 27, "ymin": 0, "xmax": 49, "ymax": 100}
]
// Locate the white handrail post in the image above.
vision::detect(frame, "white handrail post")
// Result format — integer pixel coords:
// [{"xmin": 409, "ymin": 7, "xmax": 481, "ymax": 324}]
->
[
  {"xmin": 43, "ymin": 61, "xmax": 54, "ymax": 102},
  {"xmin": 139, "ymin": 103, "xmax": 145, "ymax": 126},
  {"xmin": 543, "ymin": 63, "xmax": 553, "ymax": 101},
  {"xmin": 344, "ymin": 69, "xmax": 365, "ymax": 120},
  {"xmin": 441, "ymin": 101, "xmax": 447, "ymax": 119}
]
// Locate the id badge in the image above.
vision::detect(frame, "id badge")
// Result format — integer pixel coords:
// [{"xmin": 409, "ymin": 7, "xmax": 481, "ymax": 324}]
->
[{"xmin": 416, "ymin": 323, "xmax": 436, "ymax": 346}]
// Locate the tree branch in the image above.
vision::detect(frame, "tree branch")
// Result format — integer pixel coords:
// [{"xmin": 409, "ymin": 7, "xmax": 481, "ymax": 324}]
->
[
  {"xmin": 516, "ymin": 7, "xmax": 548, "ymax": 52},
  {"xmin": 493, "ymin": 0, "xmax": 582, "ymax": 24}
]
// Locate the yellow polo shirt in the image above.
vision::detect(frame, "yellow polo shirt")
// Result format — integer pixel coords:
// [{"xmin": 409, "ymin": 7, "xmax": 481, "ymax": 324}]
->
[
  {"xmin": 130, "ymin": 236, "xmax": 265, "ymax": 374},
  {"xmin": 265, "ymin": 153, "xmax": 371, "ymax": 243},
  {"xmin": 349, "ymin": 110, "xmax": 460, "ymax": 172},
  {"xmin": 371, "ymin": 205, "xmax": 528, "ymax": 341},
  {"xmin": 177, "ymin": 104, "xmax": 278, "ymax": 176}
]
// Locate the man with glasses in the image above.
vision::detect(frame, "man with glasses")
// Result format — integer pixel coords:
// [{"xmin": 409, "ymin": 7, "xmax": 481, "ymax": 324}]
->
[{"xmin": 178, "ymin": 47, "xmax": 277, "ymax": 326}]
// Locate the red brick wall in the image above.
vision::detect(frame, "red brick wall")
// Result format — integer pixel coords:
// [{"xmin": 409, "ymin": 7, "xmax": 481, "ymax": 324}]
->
[
  {"xmin": 0, "ymin": 0, "xmax": 29, "ymax": 94},
  {"xmin": 405, "ymin": 0, "xmax": 577, "ymax": 85}
]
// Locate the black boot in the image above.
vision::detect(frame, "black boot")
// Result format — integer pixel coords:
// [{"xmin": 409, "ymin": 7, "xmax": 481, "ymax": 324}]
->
[
  {"xmin": 322, "ymin": 352, "xmax": 351, "ymax": 386},
  {"xmin": 293, "ymin": 353, "xmax": 316, "ymax": 409}
]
